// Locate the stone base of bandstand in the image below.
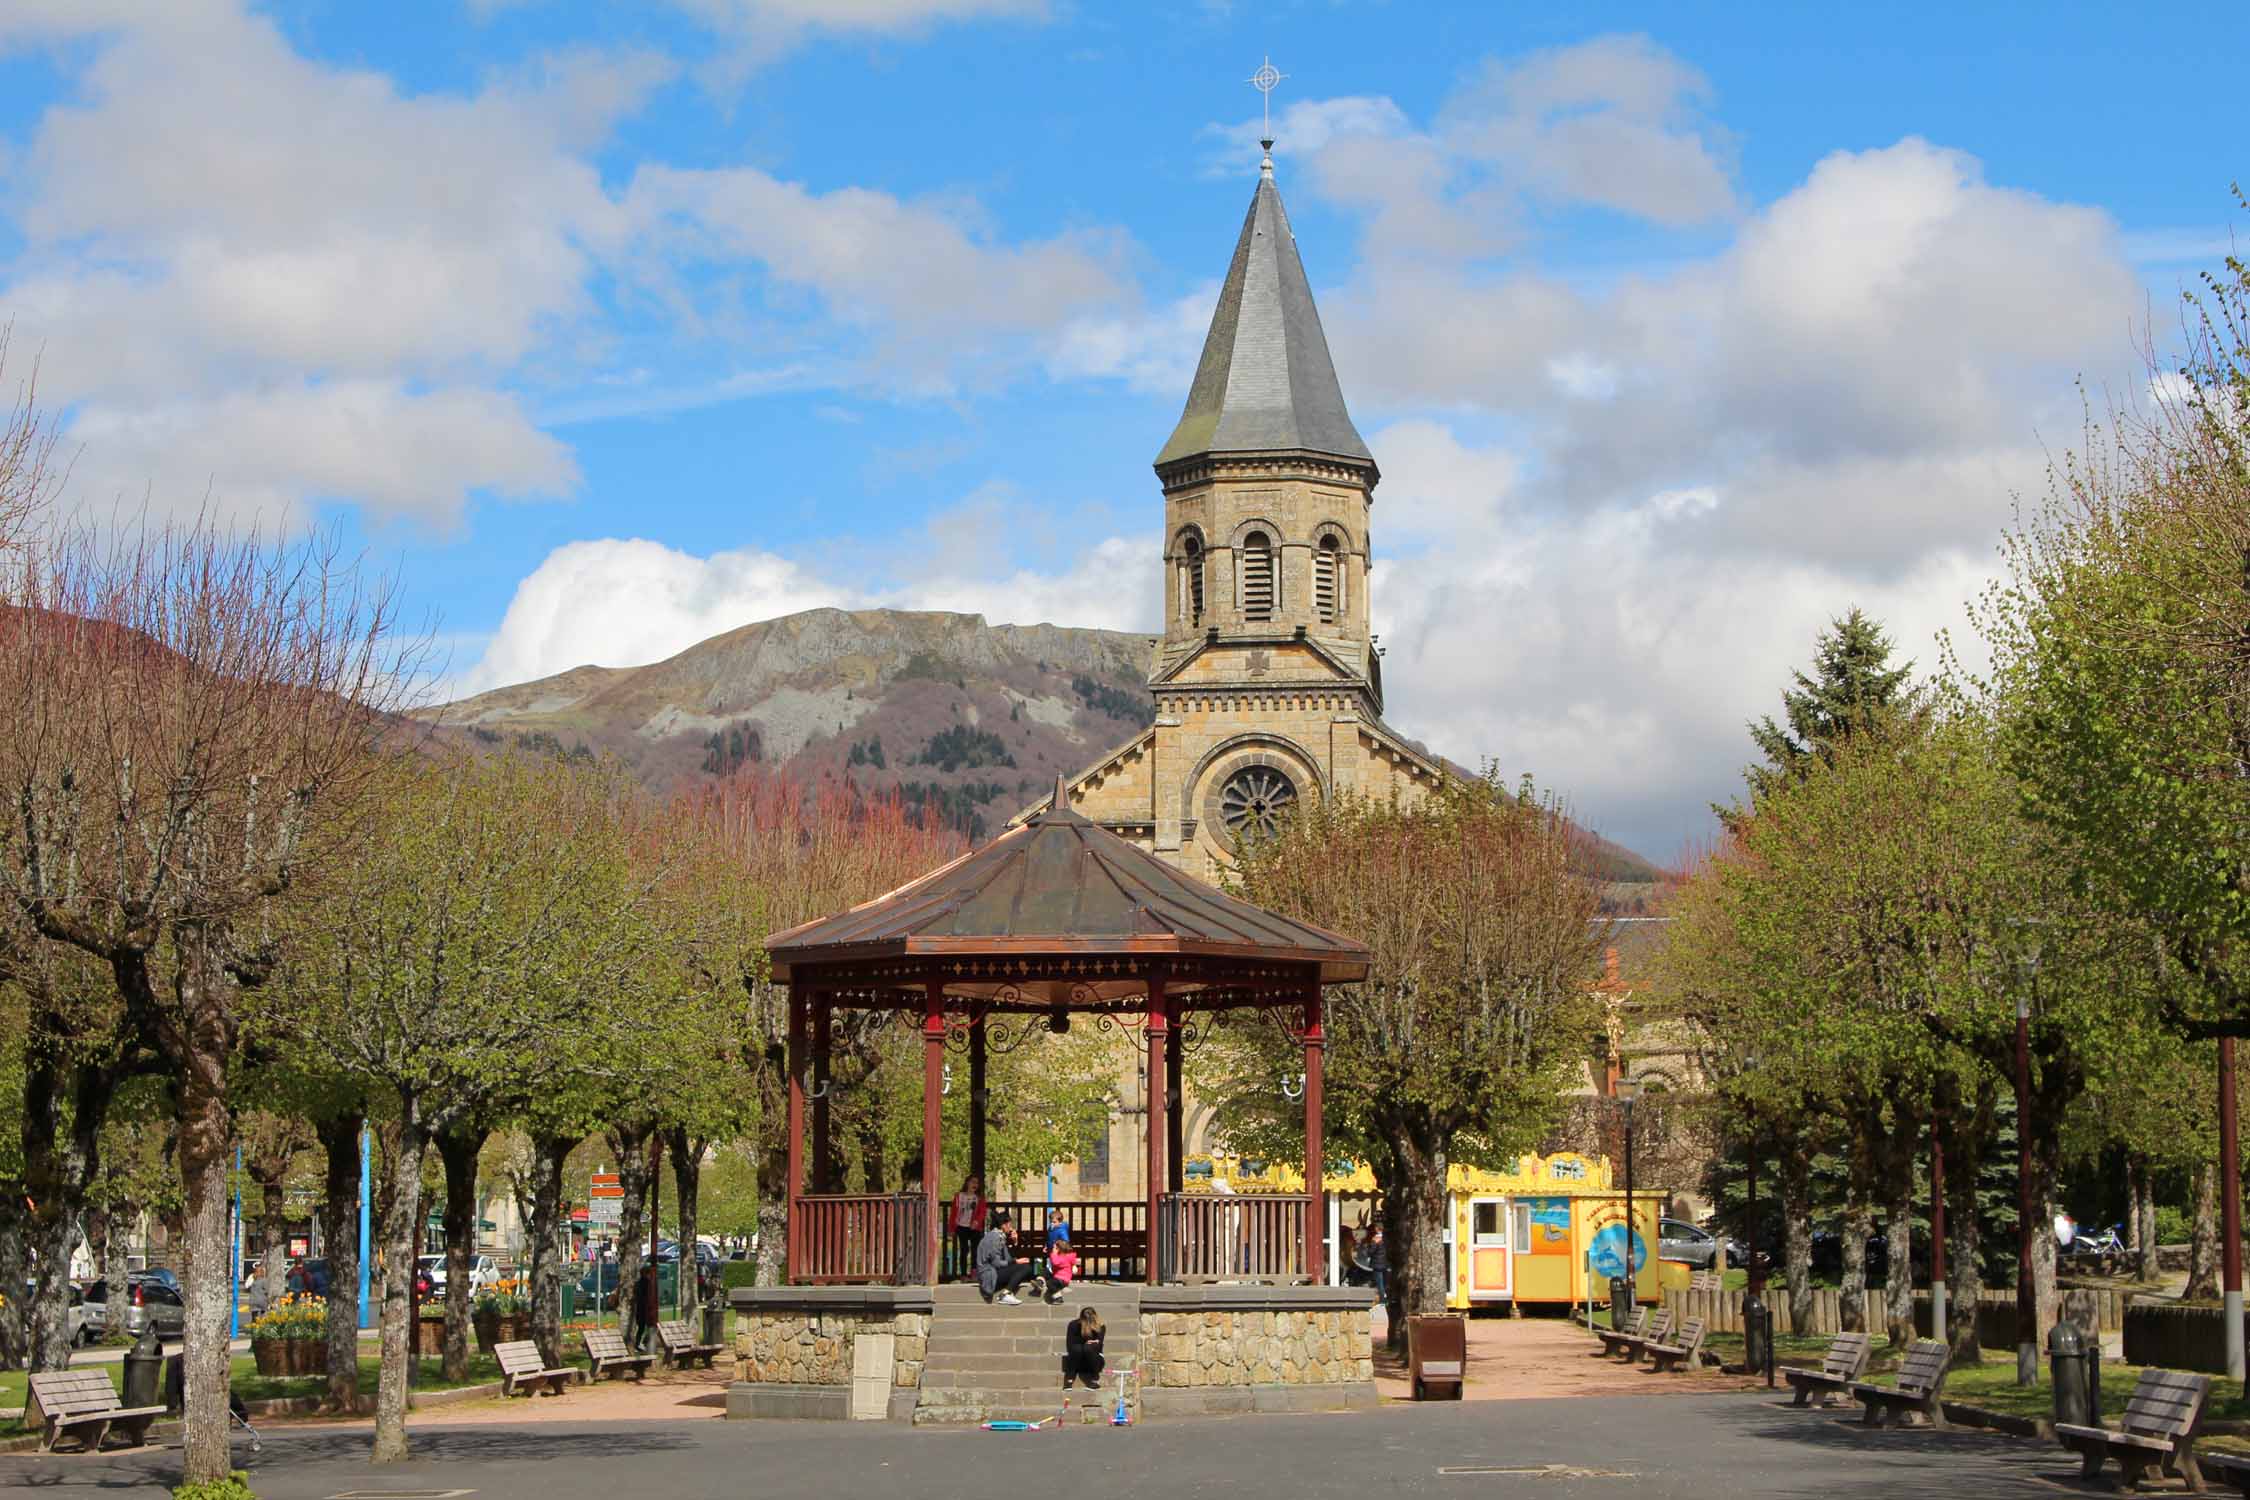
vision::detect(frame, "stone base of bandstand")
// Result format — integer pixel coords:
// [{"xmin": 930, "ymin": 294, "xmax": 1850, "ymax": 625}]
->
[
  {"xmin": 1135, "ymin": 1286, "xmax": 1379, "ymax": 1417},
  {"xmin": 728, "ymin": 1282, "xmax": 1376, "ymax": 1423}
]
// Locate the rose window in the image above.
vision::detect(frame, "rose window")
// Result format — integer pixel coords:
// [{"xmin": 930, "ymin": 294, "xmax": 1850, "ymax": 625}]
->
[{"xmin": 1219, "ymin": 766, "xmax": 1297, "ymax": 841}]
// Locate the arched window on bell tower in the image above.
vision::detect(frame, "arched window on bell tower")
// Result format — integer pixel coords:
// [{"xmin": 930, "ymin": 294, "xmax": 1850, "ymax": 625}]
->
[
  {"xmin": 1179, "ymin": 532, "xmax": 1206, "ymax": 627},
  {"xmin": 1315, "ymin": 534, "xmax": 1342, "ymax": 624},
  {"xmin": 1240, "ymin": 530, "xmax": 1275, "ymax": 622}
]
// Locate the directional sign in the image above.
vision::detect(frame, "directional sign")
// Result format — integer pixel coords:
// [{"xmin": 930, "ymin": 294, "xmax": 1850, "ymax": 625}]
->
[{"xmin": 588, "ymin": 1171, "xmax": 623, "ymax": 1226}]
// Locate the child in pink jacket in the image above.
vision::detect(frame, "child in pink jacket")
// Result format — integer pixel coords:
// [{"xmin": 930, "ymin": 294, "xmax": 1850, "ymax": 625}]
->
[{"xmin": 1043, "ymin": 1234, "xmax": 1079, "ymax": 1305}]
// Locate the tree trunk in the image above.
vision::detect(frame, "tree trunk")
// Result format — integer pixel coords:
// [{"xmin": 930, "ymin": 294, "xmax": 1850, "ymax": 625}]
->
[
  {"xmin": 168, "ymin": 932, "xmax": 239, "ymax": 1488},
  {"xmin": 2131, "ymin": 1156, "xmax": 2159, "ymax": 1284},
  {"xmin": 667, "ymin": 1128, "xmax": 703, "ymax": 1310},
  {"xmin": 317, "ymin": 1112, "xmax": 364, "ymax": 1412},
  {"xmin": 1839, "ymin": 1195, "xmax": 1872, "ymax": 1334},
  {"xmin": 436, "ymin": 1125, "xmax": 483, "ymax": 1383},
  {"xmin": 1883, "ymin": 1162, "xmax": 1916, "ymax": 1349},
  {"xmin": 18, "ymin": 1053, "xmax": 113, "ymax": 1371},
  {"xmin": 525, "ymin": 1132, "xmax": 574, "ymax": 1368},
  {"xmin": 754, "ymin": 1200, "xmax": 787, "ymax": 1292},
  {"xmin": 2186, "ymin": 1159, "xmax": 2221, "ymax": 1301},
  {"xmin": 258, "ymin": 1178, "xmax": 289, "ymax": 1271},
  {"xmin": 1779, "ymin": 1138, "xmax": 1814, "ymax": 1332},
  {"xmin": 608, "ymin": 1122, "xmax": 654, "ymax": 1349},
  {"xmin": 372, "ymin": 1117, "xmax": 427, "ymax": 1464},
  {"xmin": 0, "ymin": 1200, "xmax": 25, "ymax": 1369}
]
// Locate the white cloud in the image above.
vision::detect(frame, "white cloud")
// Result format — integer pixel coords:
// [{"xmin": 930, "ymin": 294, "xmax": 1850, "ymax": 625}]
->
[{"xmin": 662, "ymin": 0, "xmax": 1045, "ymax": 78}]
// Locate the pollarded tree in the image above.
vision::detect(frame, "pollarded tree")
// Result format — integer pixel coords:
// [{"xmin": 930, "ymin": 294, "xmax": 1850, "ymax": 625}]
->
[
  {"xmin": 1216, "ymin": 773, "xmax": 1607, "ymax": 1342},
  {"xmin": 0, "ymin": 521, "xmax": 405, "ymax": 1485},
  {"xmin": 259, "ymin": 752, "xmax": 653, "ymax": 1462}
]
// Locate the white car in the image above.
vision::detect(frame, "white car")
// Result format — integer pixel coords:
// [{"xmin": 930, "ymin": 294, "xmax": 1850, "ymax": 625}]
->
[{"xmin": 419, "ymin": 1253, "xmax": 503, "ymax": 1294}]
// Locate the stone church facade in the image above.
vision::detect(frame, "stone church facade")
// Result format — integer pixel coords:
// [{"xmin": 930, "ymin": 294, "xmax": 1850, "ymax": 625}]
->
[{"xmin": 1027, "ymin": 149, "xmax": 1446, "ymax": 877}]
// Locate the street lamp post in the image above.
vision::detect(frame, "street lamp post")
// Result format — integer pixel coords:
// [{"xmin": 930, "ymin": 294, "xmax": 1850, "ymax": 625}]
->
[
  {"xmin": 1617, "ymin": 1078, "xmax": 1641, "ymax": 1309},
  {"xmin": 2015, "ymin": 942, "xmax": 2040, "ymax": 1388}
]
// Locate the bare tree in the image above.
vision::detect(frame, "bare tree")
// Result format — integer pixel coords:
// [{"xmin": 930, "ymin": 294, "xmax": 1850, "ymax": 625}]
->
[{"xmin": 0, "ymin": 519, "xmax": 408, "ymax": 1485}]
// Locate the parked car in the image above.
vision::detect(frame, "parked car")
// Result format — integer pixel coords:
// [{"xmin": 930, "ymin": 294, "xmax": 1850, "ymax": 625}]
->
[
  {"xmin": 1658, "ymin": 1218, "xmax": 1719, "ymax": 1270},
  {"xmin": 419, "ymin": 1253, "xmax": 502, "ymax": 1296},
  {"xmin": 66, "ymin": 1281, "xmax": 109, "ymax": 1346},
  {"xmin": 113, "ymin": 1273, "xmax": 186, "ymax": 1339}
]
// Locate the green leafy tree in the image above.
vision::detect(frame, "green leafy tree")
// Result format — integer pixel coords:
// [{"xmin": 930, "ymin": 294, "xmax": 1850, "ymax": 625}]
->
[{"xmin": 1212, "ymin": 773, "xmax": 1607, "ymax": 1344}]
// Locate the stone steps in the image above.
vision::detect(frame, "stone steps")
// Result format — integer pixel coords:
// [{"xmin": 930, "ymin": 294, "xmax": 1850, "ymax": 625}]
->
[{"xmin": 914, "ymin": 1283, "xmax": 1141, "ymax": 1426}]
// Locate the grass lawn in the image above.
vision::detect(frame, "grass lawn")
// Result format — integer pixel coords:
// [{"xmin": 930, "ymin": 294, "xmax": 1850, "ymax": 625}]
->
[{"xmin": 1, "ymin": 1352, "xmax": 505, "ymax": 1438}]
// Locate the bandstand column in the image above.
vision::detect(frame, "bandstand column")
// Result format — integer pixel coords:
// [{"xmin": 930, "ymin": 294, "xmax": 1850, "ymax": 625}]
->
[
  {"xmin": 785, "ymin": 979, "xmax": 807, "ymax": 1282},
  {"xmin": 969, "ymin": 1013, "xmax": 988, "ymax": 1189},
  {"xmin": 1145, "ymin": 970, "xmax": 1170, "ymax": 1286},
  {"xmin": 1303, "ymin": 979, "xmax": 1327, "ymax": 1287},
  {"xmin": 1165, "ymin": 1011, "xmax": 1184, "ymax": 1196},
  {"xmin": 922, "ymin": 979, "xmax": 945, "ymax": 1285},
  {"xmin": 811, "ymin": 993, "xmax": 833, "ymax": 1193}
]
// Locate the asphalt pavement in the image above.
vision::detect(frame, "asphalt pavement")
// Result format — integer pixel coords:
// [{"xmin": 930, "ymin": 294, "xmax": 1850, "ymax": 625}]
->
[{"xmin": 1, "ymin": 1392, "xmax": 2097, "ymax": 1499}]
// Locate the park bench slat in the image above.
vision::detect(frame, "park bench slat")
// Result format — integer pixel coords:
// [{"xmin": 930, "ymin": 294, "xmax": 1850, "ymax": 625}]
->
[
  {"xmin": 1593, "ymin": 1307, "xmax": 1652, "ymax": 1357},
  {"xmin": 656, "ymin": 1319, "xmax": 725, "ymax": 1369},
  {"xmin": 1646, "ymin": 1317, "xmax": 1706, "ymax": 1374}
]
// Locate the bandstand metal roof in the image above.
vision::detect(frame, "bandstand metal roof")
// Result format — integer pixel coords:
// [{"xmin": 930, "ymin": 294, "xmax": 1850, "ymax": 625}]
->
[{"xmin": 766, "ymin": 779, "xmax": 1370, "ymax": 1008}]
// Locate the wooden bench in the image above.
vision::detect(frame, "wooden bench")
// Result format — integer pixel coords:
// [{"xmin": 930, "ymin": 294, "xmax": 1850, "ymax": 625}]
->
[
  {"xmin": 1646, "ymin": 1316, "xmax": 1707, "ymax": 1374},
  {"xmin": 1781, "ymin": 1332, "xmax": 1872, "ymax": 1408},
  {"xmin": 2056, "ymin": 1367, "xmax": 2211, "ymax": 1491},
  {"xmin": 583, "ymin": 1327, "xmax": 656, "ymax": 1381},
  {"xmin": 2205, "ymin": 1447, "xmax": 2250, "ymax": 1494},
  {"xmin": 1408, "ymin": 1315, "xmax": 1466, "ymax": 1401},
  {"xmin": 26, "ymin": 1369, "xmax": 168, "ymax": 1453},
  {"xmin": 495, "ymin": 1338, "xmax": 576, "ymax": 1397},
  {"xmin": 657, "ymin": 1318, "xmax": 725, "ymax": 1369},
  {"xmin": 1850, "ymin": 1338, "xmax": 1951, "ymax": 1428},
  {"xmin": 1594, "ymin": 1306, "xmax": 1652, "ymax": 1358},
  {"xmin": 1618, "ymin": 1308, "xmax": 1676, "ymax": 1365}
]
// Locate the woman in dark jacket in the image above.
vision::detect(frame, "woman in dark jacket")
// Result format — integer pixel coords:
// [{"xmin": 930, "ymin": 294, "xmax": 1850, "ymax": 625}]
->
[{"xmin": 1064, "ymin": 1306, "xmax": 1105, "ymax": 1389}]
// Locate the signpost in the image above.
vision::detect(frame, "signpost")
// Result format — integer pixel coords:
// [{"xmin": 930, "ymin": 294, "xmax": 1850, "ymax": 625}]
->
[{"xmin": 589, "ymin": 1172, "xmax": 622, "ymax": 1327}]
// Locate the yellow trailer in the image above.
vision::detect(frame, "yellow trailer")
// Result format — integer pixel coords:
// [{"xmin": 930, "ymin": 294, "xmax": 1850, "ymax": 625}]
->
[{"xmin": 1189, "ymin": 1151, "xmax": 1663, "ymax": 1310}]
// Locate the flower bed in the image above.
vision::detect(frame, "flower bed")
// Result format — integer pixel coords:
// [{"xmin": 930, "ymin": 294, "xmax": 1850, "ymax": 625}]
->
[
  {"xmin": 473, "ymin": 1281, "xmax": 531, "ymax": 1352},
  {"xmin": 246, "ymin": 1294, "xmax": 328, "ymax": 1377}
]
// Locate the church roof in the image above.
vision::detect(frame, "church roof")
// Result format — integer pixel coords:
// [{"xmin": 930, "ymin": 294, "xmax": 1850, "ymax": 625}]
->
[
  {"xmin": 767, "ymin": 777, "xmax": 1371, "ymax": 992},
  {"xmin": 1155, "ymin": 163, "xmax": 1373, "ymax": 470}
]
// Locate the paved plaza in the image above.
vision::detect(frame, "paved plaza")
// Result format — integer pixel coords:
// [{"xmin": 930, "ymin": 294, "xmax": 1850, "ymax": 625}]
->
[{"xmin": 2, "ymin": 1392, "xmax": 2099, "ymax": 1499}]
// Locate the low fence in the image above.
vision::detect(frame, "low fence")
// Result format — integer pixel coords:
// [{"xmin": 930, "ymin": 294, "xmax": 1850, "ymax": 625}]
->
[
  {"xmin": 2121, "ymin": 1302, "xmax": 2247, "ymax": 1373},
  {"xmin": 1159, "ymin": 1193, "xmax": 1309, "ymax": 1283},
  {"xmin": 790, "ymin": 1193, "xmax": 928, "ymax": 1285},
  {"xmin": 1661, "ymin": 1282, "xmax": 2128, "ymax": 1341},
  {"xmin": 983, "ymin": 1199, "xmax": 1146, "ymax": 1282}
]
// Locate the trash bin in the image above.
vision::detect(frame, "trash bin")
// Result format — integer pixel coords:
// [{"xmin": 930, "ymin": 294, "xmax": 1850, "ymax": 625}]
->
[
  {"xmin": 1743, "ymin": 1291, "xmax": 1770, "ymax": 1376},
  {"xmin": 2050, "ymin": 1321, "xmax": 2093, "ymax": 1428},
  {"xmin": 160, "ymin": 1349, "xmax": 185, "ymax": 1414},
  {"xmin": 1608, "ymin": 1275, "xmax": 1634, "ymax": 1327},
  {"xmin": 702, "ymin": 1301, "xmax": 727, "ymax": 1346},
  {"xmin": 121, "ymin": 1327, "xmax": 164, "ymax": 1409}
]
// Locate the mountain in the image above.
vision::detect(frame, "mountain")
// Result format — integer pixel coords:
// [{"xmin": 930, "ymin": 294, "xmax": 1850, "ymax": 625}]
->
[
  {"xmin": 420, "ymin": 609, "xmax": 1161, "ymax": 840},
  {"xmin": 422, "ymin": 606, "xmax": 1670, "ymax": 879}
]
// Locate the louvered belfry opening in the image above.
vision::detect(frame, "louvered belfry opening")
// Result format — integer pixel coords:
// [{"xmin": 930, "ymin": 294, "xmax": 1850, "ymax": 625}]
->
[
  {"xmin": 1183, "ymin": 534, "xmax": 1205, "ymax": 626},
  {"xmin": 1241, "ymin": 531, "xmax": 1275, "ymax": 622},
  {"xmin": 1314, "ymin": 536, "xmax": 1340, "ymax": 624}
]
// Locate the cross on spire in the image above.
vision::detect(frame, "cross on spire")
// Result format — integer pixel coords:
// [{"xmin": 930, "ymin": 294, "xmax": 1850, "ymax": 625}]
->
[{"xmin": 1249, "ymin": 55, "xmax": 1285, "ymax": 172}]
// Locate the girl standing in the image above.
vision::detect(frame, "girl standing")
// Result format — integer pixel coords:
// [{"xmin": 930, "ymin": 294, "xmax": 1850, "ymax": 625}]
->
[{"xmin": 949, "ymin": 1175, "xmax": 986, "ymax": 1282}]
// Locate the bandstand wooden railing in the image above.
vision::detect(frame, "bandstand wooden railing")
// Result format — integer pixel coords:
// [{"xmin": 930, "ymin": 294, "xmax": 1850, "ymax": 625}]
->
[
  {"xmin": 1159, "ymin": 1193, "xmax": 1311, "ymax": 1283},
  {"xmin": 791, "ymin": 1193, "xmax": 929, "ymax": 1285}
]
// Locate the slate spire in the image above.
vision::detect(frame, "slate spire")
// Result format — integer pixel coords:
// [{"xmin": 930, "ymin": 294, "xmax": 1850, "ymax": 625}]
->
[{"xmin": 1154, "ymin": 159, "xmax": 1373, "ymax": 470}]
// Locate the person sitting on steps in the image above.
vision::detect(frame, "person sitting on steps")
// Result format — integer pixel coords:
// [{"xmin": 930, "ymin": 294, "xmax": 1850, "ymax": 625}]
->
[
  {"xmin": 977, "ymin": 1209, "xmax": 1037, "ymax": 1305},
  {"xmin": 1044, "ymin": 1233, "xmax": 1078, "ymax": 1305},
  {"xmin": 1065, "ymin": 1306, "xmax": 1105, "ymax": 1390}
]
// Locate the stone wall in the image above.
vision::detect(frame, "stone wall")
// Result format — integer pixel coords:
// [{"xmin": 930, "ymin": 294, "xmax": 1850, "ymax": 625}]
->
[
  {"xmin": 727, "ymin": 1286, "xmax": 931, "ymax": 1421},
  {"xmin": 1136, "ymin": 1286, "xmax": 1379, "ymax": 1417}
]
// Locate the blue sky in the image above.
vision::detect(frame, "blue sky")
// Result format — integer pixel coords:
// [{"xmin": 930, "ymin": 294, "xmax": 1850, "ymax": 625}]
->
[{"xmin": 0, "ymin": 0, "xmax": 2242, "ymax": 861}]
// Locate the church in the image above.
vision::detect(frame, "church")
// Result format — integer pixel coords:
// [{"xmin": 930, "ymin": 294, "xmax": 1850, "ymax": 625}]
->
[{"xmin": 1025, "ymin": 142, "xmax": 1448, "ymax": 878}]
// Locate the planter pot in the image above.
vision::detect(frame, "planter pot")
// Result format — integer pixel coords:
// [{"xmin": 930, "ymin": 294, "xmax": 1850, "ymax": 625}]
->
[
  {"xmin": 472, "ymin": 1311, "xmax": 530, "ymax": 1353},
  {"xmin": 413, "ymin": 1314, "xmax": 447, "ymax": 1357},
  {"xmin": 251, "ymin": 1338, "xmax": 326, "ymax": 1377}
]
